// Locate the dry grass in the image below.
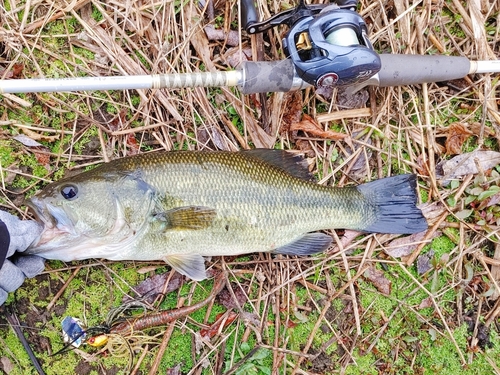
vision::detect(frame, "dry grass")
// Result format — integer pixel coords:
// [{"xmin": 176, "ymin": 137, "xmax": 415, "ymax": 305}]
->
[{"xmin": 0, "ymin": 0, "xmax": 500, "ymax": 374}]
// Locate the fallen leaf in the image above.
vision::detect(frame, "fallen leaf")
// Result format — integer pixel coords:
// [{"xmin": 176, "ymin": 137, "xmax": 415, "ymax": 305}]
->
[
  {"xmin": 295, "ymin": 138, "xmax": 314, "ymax": 156},
  {"xmin": 416, "ymin": 154, "xmax": 430, "ymax": 176},
  {"xmin": 417, "ymin": 250, "xmax": 434, "ymax": 275},
  {"xmin": 281, "ymin": 91, "xmax": 303, "ymax": 135},
  {"xmin": 469, "ymin": 122, "xmax": 495, "ymax": 137},
  {"xmin": 330, "ymin": 229, "xmax": 361, "ymax": 254},
  {"xmin": 445, "ymin": 122, "xmax": 473, "ymax": 155},
  {"xmin": 417, "ymin": 296, "xmax": 433, "ymax": 310},
  {"xmin": 290, "ymin": 114, "xmax": 347, "ymax": 141},
  {"xmin": 216, "ymin": 283, "xmax": 246, "ymax": 309},
  {"xmin": 455, "ymin": 209, "xmax": 474, "ymax": 220},
  {"xmin": 436, "ymin": 150, "xmax": 500, "ymax": 181},
  {"xmin": 0, "ymin": 357, "xmax": 14, "ymax": 374},
  {"xmin": 419, "ymin": 201, "xmax": 446, "ymax": 222},
  {"xmin": 345, "ymin": 131, "xmax": 372, "ymax": 178},
  {"xmin": 197, "ymin": 124, "xmax": 228, "ymax": 150},
  {"xmin": 0, "ymin": 63, "xmax": 23, "ymax": 79},
  {"xmin": 122, "ymin": 271, "xmax": 183, "ymax": 303},
  {"xmin": 166, "ymin": 364, "xmax": 182, "ymax": 375},
  {"xmin": 34, "ymin": 151, "xmax": 51, "ymax": 168},
  {"xmin": 364, "ymin": 265, "xmax": 391, "ymax": 295},
  {"xmin": 20, "ymin": 127, "xmax": 59, "ymax": 142},
  {"xmin": 13, "ymin": 134, "xmax": 43, "ymax": 147},
  {"xmin": 385, "ymin": 231, "xmax": 439, "ymax": 258},
  {"xmin": 107, "ymin": 108, "xmax": 127, "ymax": 131},
  {"xmin": 337, "ymin": 87, "xmax": 369, "ymax": 109},
  {"xmin": 200, "ymin": 311, "xmax": 238, "ymax": 339},
  {"xmin": 126, "ymin": 134, "xmax": 140, "ymax": 155}
]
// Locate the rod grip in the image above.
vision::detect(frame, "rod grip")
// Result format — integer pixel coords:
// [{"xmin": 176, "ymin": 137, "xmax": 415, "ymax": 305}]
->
[
  {"xmin": 378, "ymin": 54, "xmax": 471, "ymax": 87},
  {"xmin": 240, "ymin": 60, "xmax": 298, "ymax": 94}
]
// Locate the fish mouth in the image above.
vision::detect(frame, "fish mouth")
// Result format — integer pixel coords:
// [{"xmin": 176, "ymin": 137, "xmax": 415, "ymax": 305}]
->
[{"xmin": 27, "ymin": 197, "xmax": 78, "ymax": 248}]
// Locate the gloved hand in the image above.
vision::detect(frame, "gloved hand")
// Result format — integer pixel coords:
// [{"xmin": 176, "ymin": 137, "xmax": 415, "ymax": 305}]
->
[{"xmin": 0, "ymin": 210, "xmax": 45, "ymax": 305}]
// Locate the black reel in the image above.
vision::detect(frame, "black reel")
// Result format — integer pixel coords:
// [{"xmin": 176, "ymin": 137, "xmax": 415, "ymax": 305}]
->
[{"xmin": 242, "ymin": 0, "xmax": 381, "ymax": 89}]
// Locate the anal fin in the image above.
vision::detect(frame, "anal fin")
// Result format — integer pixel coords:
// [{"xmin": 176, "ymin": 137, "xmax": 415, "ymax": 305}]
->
[
  {"xmin": 163, "ymin": 254, "xmax": 207, "ymax": 281},
  {"xmin": 273, "ymin": 233, "xmax": 332, "ymax": 256}
]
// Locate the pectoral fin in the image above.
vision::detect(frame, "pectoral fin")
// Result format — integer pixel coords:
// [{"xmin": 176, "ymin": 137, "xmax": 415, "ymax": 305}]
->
[
  {"xmin": 163, "ymin": 254, "xmax": 207, "ymax": 281},
  {"xmin": 153, "ymin": 206, "xmax": 216, "ymax": 230},
  {"xmin": 273, "ymin": 233, "xmax": 332, "ymax": 256}
]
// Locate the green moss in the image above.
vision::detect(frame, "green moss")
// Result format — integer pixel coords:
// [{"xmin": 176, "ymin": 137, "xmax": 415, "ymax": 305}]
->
[
  {"xmin": 344, "ymin": 350, "xmax": 378, "ymax": 374},
  {"xmin": 430, "ymin": 235, "xmax": 455, "ymax": 258},
  {"xmin": 0, "ymin": 140, "xmax": 17, "ymax": 167}
]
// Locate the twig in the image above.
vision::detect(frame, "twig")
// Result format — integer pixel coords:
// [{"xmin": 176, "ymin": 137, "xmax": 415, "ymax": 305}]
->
[
  {"xmin": 46, "ymin": 266, "xmax": 81, "ymax": 312},
  {"xmin": 22, "ymin": 0, "xmax": 91, "ymax": 34},
  {"xmin": 395, "ymin": 260, "xmax": 467, "ymax": 366},
  {"xmin": 147, "ymin": 298, "xmax": 184, "ymax": 375},
  {"xmin": 3, "ymin": 308, "xmax": 46, "ymax": 375}
]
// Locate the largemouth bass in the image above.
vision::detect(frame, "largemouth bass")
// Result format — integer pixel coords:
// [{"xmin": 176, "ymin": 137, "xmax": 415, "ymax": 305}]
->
[{"xmin": 26, "ymin": 149, "xmax": 427, "ymax": 280}]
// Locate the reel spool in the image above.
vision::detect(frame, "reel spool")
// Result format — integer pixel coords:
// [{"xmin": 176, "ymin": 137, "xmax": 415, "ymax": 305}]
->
[{"xmin": 283, "ymin": 8, "xmax": 381, "ymax": 89}]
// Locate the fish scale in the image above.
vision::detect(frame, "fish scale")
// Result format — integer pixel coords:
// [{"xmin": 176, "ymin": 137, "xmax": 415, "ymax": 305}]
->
[{"xmin": 26, "ymin": 149, "xmax": 427, "ymax": 280}]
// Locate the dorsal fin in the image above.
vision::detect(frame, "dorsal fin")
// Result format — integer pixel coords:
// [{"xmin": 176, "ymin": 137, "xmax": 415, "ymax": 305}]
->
[{"xmin": 242, "ymin": 149, "xmax": 315, "ymax": 181}]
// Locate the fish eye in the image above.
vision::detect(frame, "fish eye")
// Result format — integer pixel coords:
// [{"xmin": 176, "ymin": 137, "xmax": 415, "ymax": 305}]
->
[{"xmin": 60, "ymin": 185, "xmax": 78, "ymax": 200}]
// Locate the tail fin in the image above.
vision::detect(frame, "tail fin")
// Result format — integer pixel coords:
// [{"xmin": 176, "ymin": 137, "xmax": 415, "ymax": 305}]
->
[{"xmin": 357, "ymin": 174, "xmax": 427, "ymax": 234}]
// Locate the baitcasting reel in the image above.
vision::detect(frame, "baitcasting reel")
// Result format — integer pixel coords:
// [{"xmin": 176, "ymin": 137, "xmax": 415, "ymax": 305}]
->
[{"xmin": 242, "ymin": 0, "xmax": 381, "ymax": 89}]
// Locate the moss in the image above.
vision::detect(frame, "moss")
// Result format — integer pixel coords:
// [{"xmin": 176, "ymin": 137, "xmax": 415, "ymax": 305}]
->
[
  {"xmin": 344, "ymin": 350, "xmax": 378, "ymax": 374},
  {"xmin": 0, "ymin": 140, "xmax": 17, "ymax": 168},
  {"xmin": 430, "ymin": 235, "xmax": 455, "ymax": 258}
]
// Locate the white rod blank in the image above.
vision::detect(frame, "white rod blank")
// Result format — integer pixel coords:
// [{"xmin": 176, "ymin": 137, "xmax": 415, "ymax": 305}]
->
[
  {"xmin": 469, "ymin": 60, "xmax": 500, "ymax": 74},
  {"xmin": 0, "ymin": 71, "xmax": 242, "ymax": 94}
]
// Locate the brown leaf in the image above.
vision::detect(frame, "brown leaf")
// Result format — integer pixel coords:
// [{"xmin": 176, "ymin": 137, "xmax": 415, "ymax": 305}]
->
[
  {"xmin": 416, "ymin": 154, "xmax": 430, "ymax": 177},
  {"xmin": 108, "ymin": 109, "xmax": 127, "ymax": 131},
  {"xmin": 417, "ymin": 296, "xmax": 433, "ymax": 310},
  {"xmin": 364, "ymin": 266, "xmax": 391, "ymax": 295},
  {"xmin": 290, "ymin": 114, "xmax": 347, "ymax": 141},
  {"xmin": 216, "ymin": 283, "xmax": 246, "ymax": 309},
  {"xmin": 122, "ymin": 271, "xmax": 183, "ymax": 304},
  {"xmin": 417, "ymin": 250, "xmax": 434, "ymax": 275},
  {"xmin": 0, "ymin": 63, "xmax": 23, "ymax": 79},
  {"xmin": 445, "ymin": 122, "xmax": 473, "ymax": 155},
  {"xmin": 34, "ymin": 151, "xmax": 51, "ymax": 169},
  {"xmin": 126, "ymin": 134, "xmax": 140, "ymax": 155},
  {"xmin": 11, "ymin": 64, "xmax": 23, "ymax": 78},
  {"xmin": 385, "ymin": 231, "xmax": 439, "ymax": 258},
  {"xmin": 295, "ymin": 139, "xmax": 314, "ymax": 157},
  {"xmin": 281, "ymin": 91, "xmax": 303, "ymax": 134},
  {"xmin": 200, "ymin": 311, "xmax": 238, "ymax": 339},
  {"xmin": 337, "ymin": 87, "xmax": 369, "ymax": 109},
  {"xmin": 469, "ymin": 122, "xmax": 495, "ymax": 137},
  {"xmin": 437, "ymin": 150, "xmax": 500, "ymax": 180},
  {"xmin": 0, "ymin": 357, "xmax": 14, "ymax": 374},
  {"xmin": 166, "ymin": 364, "xmax": 182, "ymax": 375}
]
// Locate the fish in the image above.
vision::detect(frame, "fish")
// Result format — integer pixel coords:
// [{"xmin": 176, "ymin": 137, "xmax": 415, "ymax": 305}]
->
[{"xmin": 26, "ymin": 149, "xmax": 427, "ymax": 280}]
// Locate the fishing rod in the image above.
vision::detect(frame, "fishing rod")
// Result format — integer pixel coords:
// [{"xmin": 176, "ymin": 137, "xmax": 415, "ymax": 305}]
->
[{"xmin": 0, "ymin": 0, "xmax": 498, "ymax": 95}]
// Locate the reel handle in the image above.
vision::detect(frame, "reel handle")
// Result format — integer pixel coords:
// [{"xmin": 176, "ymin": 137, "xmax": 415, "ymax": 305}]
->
[{"xmin": 241, "ymin": 0, "xmax": 259, "ymax": 31}]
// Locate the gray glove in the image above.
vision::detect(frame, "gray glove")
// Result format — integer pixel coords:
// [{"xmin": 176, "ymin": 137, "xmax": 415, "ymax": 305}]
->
[{"xmin": 0, "ymin": 210, "xmax": 45, "ymax": 305}]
